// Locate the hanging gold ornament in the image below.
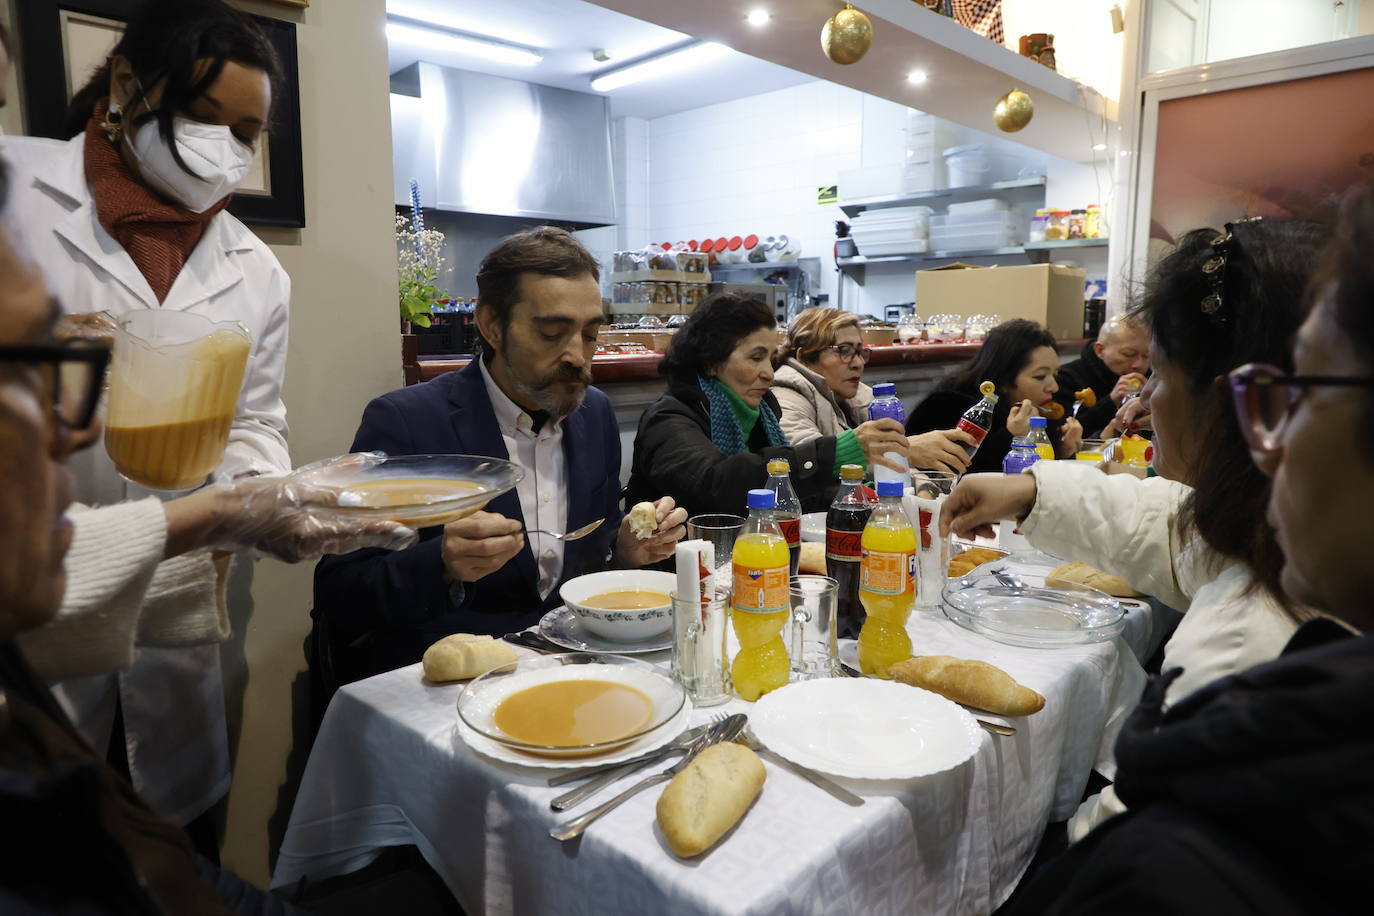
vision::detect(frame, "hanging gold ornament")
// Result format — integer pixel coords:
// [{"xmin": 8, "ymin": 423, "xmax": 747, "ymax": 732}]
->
[
  {"xmin": 821, "ymin": 4, "xmax": 873, "ymax": 65},
  {"xmin": 993, "ymin": 88, "xmax": 1034, "ymax": 132}
]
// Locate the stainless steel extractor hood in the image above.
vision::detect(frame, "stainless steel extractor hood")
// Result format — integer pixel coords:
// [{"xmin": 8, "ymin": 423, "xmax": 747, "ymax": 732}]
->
[{"xmin": 392, "ymin": 62, "xmax": 617, "ymax": 227}]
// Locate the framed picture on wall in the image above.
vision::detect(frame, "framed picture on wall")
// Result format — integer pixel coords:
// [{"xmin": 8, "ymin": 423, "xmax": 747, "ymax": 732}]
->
[{"xmin": 14, "ymin": 0, "xmax": 306, "ymax": 227}]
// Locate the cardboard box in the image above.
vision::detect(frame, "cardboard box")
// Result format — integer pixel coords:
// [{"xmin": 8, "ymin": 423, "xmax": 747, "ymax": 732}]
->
[
  {"xmin": 915, "ymin": 263, "xmax": 1085, "ymax": 340},
  {"xmin": 860, "ymin": 326, "xmax": 898, "ymax": 347}
]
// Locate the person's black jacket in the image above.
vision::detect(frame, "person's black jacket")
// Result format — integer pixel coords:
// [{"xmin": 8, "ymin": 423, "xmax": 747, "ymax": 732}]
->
[
  {"xmin": 625, "ymin": 377, "xmax": 838, "ymax": 517},
  {"xmin": 1003, "ymin": 618, "xmax": 1374, "ymax": 915},
  {"xmin": 1052, "ymin": 341, "xmax": 1119, "ymax": 437},
  {"xmin": 313, "ymin": 361, "xmax": 622, "ymax": 685}
]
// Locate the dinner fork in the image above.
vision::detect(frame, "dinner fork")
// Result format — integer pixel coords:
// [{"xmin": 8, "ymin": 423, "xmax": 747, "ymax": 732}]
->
[
  {"xmin": 525, "ymin": 518, "xmax": 604, "ymax": 542},
  {"xmin": 547, "ymin": 714, "xmax": 727, "ymax": 810},
  {"xmin": 838, "ymin": 661, "xmax": 1016, "ymax": 737}
]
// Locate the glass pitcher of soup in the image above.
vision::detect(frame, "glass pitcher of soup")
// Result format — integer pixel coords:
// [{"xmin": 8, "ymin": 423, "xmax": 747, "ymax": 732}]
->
[{"xmin": 104, "ymin": 309, "xmax": 252, "ymax": 490}]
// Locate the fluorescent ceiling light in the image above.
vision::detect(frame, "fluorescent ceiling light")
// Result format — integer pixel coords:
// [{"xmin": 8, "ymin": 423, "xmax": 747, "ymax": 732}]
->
[
  {"xmin": 906, "ymin": 69, "xmax": 928, "ymax": 85},
  {"xmin": 590, "ymin": 42, "xmax": 731, "ymax": 92},
  {"xmin": 1092, "ymin": 143, "xmax": 1108, "ymax": 151},
  {"xmin": 386, "ymin": 18, "xmax": 543, "ymax": 67},
  {"xmin": 747, "ymin": 9, "xmax": 771, "ymax": 26}
]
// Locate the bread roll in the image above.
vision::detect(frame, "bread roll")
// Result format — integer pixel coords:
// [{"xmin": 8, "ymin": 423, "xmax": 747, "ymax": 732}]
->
[
  {"xmin": 422, "ymin": 633, "xmax": 518, "ymax": 682},
  {"xmin": 890, "ymin": 655, "xmax": 1045, "ymax": 716},
  {"xmin": 947, "ymin": 547, "xmax": 1006, "ymax": 578},
  {"xmin": 798, "ymin": 541, "xmax": 827, "ymax": 575},
  {"xmin": 627, "ymin": 501, "xmax": 659, "ymax": 540},
  {"xmin": 656, "ymin": 742, "xmax": 766, "ymax": 858},
  {"xmin": 1049, "ymin": 561, "xmax": 1142, "ymax": 598}
]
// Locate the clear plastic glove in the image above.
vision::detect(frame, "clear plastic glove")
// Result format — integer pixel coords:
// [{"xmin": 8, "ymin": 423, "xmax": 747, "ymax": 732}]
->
[{"xmin": 168, "ymin": 454, "xmax": 419, "ymax": 563}]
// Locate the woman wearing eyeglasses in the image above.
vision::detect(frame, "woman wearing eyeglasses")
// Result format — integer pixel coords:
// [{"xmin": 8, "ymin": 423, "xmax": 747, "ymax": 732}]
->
[
  {"xmin": 1, "ymin": 0, "xmax": 292, "ymax": 853},
  {"xmin": 773, "ymin": 307, "xmax": 976, "ymax": 475},
  {"xmin": 939, "ymin": 217, "xmax": 1322, "ymax": 841},
  {"xmin": 626, "ymin": 294, "xmax": 911, "ymax": 516},
  {"xmin": 994, "ymin": 192, "xmax": 1374, "ymax": 916},
  {"xmin": 907, "ymin": 318, "xmax": 1083, "ymax": 474}
]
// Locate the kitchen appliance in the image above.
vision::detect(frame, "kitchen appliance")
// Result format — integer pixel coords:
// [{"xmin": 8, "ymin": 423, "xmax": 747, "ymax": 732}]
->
[{"xmin": 708, "ymin": 281, "xmax": 789, "ymax": 323}]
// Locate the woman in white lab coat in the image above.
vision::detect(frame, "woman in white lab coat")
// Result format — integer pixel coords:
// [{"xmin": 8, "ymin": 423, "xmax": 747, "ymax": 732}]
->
[{"xmin": 2, "ymin": 0, "xmax": 290, "ymax": 855}]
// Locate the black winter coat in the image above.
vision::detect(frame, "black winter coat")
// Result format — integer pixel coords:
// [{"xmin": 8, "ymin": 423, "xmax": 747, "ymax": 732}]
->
[
  {"xmin": 626, "ymin": 378, "xmax": 839, "ymax": 517},
  {"xmin": 1004, "ymin": 618, "xmax": 1374, "ymax": 915},
  {"xmin": 1052, "ymin": 341, "xmax": 1120, "ymax": 437}
]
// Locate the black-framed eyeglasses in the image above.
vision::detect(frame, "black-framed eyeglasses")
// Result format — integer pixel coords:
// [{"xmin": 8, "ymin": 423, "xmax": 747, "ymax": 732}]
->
[
  {"xmin": 1228, "ymin": 362, "xmax": 1374, "ymax": 453},
  {"xmin": 0, "ymin": 342, "xmax": 110, "ymax": 430},
  {"xmin": 824, "ymin": 343, "xmax": 873, "ymax": 363}
]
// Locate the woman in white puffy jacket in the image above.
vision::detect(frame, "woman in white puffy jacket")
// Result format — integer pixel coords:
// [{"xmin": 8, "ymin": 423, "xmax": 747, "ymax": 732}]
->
[{"xmin": 941, "ymin": 217, "xmax": 1321, "ymax": 839}]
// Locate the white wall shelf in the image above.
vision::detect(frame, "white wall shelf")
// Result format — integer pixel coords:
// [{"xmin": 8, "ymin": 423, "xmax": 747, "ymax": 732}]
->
[{"xmin": 839, "ymin": 177, "xmax": 1048, "ymax": 219}]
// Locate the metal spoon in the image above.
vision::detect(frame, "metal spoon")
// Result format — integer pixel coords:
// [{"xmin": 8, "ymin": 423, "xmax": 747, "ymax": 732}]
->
[
  {"xmin": 547, "ymin": 715, "xmax": 727, "ymax": 810},
  {"xmin": 526, "ymin": 518, "xmax": 605, "ymax": 542}
]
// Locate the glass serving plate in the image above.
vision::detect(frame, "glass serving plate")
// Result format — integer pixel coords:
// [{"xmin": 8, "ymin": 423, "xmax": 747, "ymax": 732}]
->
[
  {"xmin": 456, "ymin": 653, "xmax": 686, "ymax": 758},
  {"xmin": 307, "ymin": 454, "xmax": 524, "ymax": 528},
  {"xmin": 942, "ymin": 572, "xmax": 1125, "ymax": 647}
]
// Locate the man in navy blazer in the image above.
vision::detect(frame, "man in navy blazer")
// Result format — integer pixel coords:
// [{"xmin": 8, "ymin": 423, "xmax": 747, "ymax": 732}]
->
[{"xmin": 314, "ymin": 228, "xmax": 686, "ymax": 683}]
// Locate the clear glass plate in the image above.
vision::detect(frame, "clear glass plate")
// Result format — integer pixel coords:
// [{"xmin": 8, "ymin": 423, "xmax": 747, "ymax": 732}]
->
[
  {"xmin": 308, "ymin": 453, "xmax": 524, "ymax": 528},
  {"xmin": 942, "ymin": 572, "xmax": 1125, "ymax": 648}
]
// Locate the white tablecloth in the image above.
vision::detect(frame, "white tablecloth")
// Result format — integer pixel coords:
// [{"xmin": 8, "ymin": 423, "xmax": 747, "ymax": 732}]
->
[{"xmin": 273, "ymin": 602, "xmax": 1155, "ymax": 915}]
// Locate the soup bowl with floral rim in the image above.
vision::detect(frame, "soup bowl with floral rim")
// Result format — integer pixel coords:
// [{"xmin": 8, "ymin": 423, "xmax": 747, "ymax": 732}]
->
[{"xmin": 559, "ymin": 570, "xmax": 676, "ymax": 642}]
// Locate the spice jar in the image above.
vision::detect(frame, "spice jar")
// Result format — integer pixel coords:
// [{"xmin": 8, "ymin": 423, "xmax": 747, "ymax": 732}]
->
[
  {"xmin": 1045, "ymin": 210, "xmax": 1070, "ymax": 240},
  {"xmin": 1085, "ymin": 204, "xmax": 1103, "ymax": 239},
  {"xmin": 1068, "ymin": 210, "xmax": 1086, "ymax": 240}
]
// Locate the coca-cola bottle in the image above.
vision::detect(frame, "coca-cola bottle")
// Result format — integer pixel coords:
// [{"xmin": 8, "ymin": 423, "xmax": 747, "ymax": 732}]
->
[
  {"xmin": 764, "ymin": 459, "xmax": 802, "ymax": 577},
  {"xmin": 955, "ymin": 380, "xmax": 1000, "ymax": 460},
  {"xmin": 826, "ymin": 464, "xmax": 877, "ymax": 639}
]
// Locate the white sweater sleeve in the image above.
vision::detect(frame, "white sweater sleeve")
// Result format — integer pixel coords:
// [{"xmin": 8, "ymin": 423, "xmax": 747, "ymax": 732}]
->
[
  {"xmin": 1020, "ymin": 462, "xmax": 1195, "ymax": 611},
  {"xmin": 16, "ymin": 499, "xmax": 232, "ymax": 683},
  {"xmin": 773, "ymin": 384, "xmax": 824, "ymax": 446}
]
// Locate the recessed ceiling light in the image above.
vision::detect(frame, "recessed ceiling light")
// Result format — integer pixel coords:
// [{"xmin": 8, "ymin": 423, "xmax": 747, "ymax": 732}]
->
[
  {"xmin": 385, "ymin": 18, "xmax": 543, "ymax": 67},
  {"xmin": 591, "ymin": 42, "xmax": 732, "ymax": 92},
  {"xmin": 747, "ymin": 9, "xmax": 771, "ymax": 26},
  {"xmin": 1092, "ymin": 143, "xmax": 1108, "ymax": 151},
  {"xmin": 907, "ymin": 70, "xmax": 928, "ymax": 85}
]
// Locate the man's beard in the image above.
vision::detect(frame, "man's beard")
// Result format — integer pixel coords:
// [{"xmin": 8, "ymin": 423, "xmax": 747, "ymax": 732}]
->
[{"xmin": 504, "ymin": 345, "xmax": 592, "ymax": 419}]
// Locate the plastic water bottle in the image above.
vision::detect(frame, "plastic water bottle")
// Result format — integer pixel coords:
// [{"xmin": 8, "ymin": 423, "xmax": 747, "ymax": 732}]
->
[
  {"xmin": 1028, "ymin": 416, "xmax": 1055, "ymax": 461},
  {"xmin": 867, "ymin": 382, "xmax": 908, "ymax": 485},
  {"xmin": 1002, "ymin": 436, "xmax": 1041, "ymax": 476}
]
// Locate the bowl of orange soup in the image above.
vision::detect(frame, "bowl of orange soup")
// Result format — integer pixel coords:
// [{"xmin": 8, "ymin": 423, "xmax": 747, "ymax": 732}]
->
[
  {"xmin": 306, "ymin": 454, "xmax": 525, "ymax": 529},
  {"xmin": 457, "ymin": 653, "xmax": 686, "ymax": 757},
  {"xmin": 559, "ymin": 570, "xmax": 676, "ymax": 642}
]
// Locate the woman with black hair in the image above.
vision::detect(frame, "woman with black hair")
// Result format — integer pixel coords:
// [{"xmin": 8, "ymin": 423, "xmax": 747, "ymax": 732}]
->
[
  {"xmin": 940, "ymin": 216, "xmax": 1322, "ymax": 841},
  {"xmin": 2, "ymin": 0, "xmax": 291, "ymax": 852},
  {"xmin": 626, "ymin": 293, "xmax": 910, "ymax": 516},
  {"xmin": 906, "ymin": 318, "xmax": 1083, "ymax": 473}
]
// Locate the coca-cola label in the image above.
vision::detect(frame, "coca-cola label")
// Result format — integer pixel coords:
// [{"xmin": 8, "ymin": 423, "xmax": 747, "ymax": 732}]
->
[
  {"xmin": 956, "ymin": 417, "xmax": 990, "ymax": 444},
  {"xmin": 777, "ymin": 517, "xmax": 801, "ymax": 547},
  {"xmin": 826, "ymin": 528, "xmax": 862, "ymax": 562}
]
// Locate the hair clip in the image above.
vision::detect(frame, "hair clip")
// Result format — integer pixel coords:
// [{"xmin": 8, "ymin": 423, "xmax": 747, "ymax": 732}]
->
[{"xmin": 1200, "ymin": 217, "xmax": 1262, "ymax": 318}]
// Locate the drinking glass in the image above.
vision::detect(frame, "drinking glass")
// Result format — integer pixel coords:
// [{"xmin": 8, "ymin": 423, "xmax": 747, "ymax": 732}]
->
[
  {"xmin": 670, "ymin": 591, "xmax": 731, "ymax": 706},
  {"xmin": 1119, "ymin": 435, "xmax": 1152, "ymax": 468},
  {"xmin": 687, "ymin": 514, "xmax": 745, "ymax": 599},
  {"xmin": 907, "ymin": 470, "xmax": 958, "ymax": 614},
  {"xmin": 789, "ymin": 575, "xmax": 839, "ymax": 680},
  {"xmin": 1076, "ymin": 438, "xmax": 1108, "ymax": 462}
]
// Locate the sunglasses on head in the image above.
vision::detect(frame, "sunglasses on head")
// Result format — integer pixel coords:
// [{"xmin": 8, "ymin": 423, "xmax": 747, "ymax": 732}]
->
[{"xmin": 1228, "ymin": 362, "xmax": 1374, "ymax": 453}]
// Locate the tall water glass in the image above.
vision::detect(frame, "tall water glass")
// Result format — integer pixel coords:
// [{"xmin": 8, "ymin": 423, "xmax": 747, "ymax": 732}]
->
[
  {"xmin": 789, "ymin": 575, "xmax": 839, "ymax": 679},
  {"xmin": 670, "ymin": 591, "xmax": 731, "ymax": 706},
  {"xmin": 906, "ymin": 470, "xmax": 958, "ymax": 614},
  {"xmin": 686, "ymin": 514, "xmax": 744, "ymax": 598}
]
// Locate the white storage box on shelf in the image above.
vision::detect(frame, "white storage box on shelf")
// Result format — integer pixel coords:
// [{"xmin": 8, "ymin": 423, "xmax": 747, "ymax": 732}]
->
[
  {"xmin": 838, "ymin": 164, "xmax": 904, "ymax": 201},
  {"xmin": 850, "ymin": 206, "xmax": 933, "ymax": 256},
  {"xmin": 929, "ymin": 212, "xmax": 1024, "ymax": 251},
  {"xmin": 942, "ymin": 145, "xmax": 1029, "ymax": 188},
  {"xmin": 945, "ymin": 198, "xmax": 1011, "ymax": 219},
  {"xmin": 852, "ymin": 238, "xmax": 930, "ymax": 256}
]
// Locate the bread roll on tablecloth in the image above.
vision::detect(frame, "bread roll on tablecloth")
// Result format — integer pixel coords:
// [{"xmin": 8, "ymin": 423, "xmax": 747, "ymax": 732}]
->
[
  {"xmin": 422, "ymin": 633, "xmax": 517, "ymax": 682},
  {"xmin": 656, "ymin": 742, "xmax": 766, "ymax": 858},
  {"xmin": 798, "ymin": 541, "xmax": 827, "ymax": 575},
  {"xmin": 1049, "ymin": 561, "xmax": 1142, "ymax": 598},
  {"xmin": 890, "ymin": 655, "xmax": 1045, "ymax": 716}
]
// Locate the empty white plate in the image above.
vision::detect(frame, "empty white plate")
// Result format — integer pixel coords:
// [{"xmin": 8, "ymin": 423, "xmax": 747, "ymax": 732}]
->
[{"xmin": 751, "ymin": 678, "xmax": 980, "ymax": 780}]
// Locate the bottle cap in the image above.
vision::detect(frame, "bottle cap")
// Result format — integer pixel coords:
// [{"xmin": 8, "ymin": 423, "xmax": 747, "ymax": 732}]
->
[
  {"xmin": 872, "ymin": 382, "xmax": 896, "ymax": 396},
  {"xmin": 839, "ymin": 464, "xmax": 865, "ymax": 481},
  {"xmin": 1029, "ymin": 415, "xmax": 1047, "ymax": 427},
  {"xmin": 766, "ymin": 459, "xmax": 791, "ymax": 475},
  {"xmin": 746, "ymin": 489, "xmax": 777, "ymax": 509},
  {"xmin": 875, "ymin": 480, "xmax": 904, "ymax": 498},
  {"xmin": 978, "ymin": 381, "xmax": 997, "ymax": 398}
]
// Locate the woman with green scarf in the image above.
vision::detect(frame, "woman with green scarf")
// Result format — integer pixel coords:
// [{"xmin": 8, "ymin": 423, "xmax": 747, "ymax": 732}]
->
[{"xmin": 626, "ymin": 293, "xmax": 909, "ymax": 516}]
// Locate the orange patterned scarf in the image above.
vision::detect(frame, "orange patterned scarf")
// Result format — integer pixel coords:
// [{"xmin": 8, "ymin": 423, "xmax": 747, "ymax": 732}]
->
[{"xmin": 84, "ymin": 100, "xmax": 230, "ymax": 303}]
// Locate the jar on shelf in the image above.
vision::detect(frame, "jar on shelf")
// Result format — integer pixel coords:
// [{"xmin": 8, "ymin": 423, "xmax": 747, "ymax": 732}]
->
[
  {"xmin": 1045, "ymin": 210, "xmax": 1071, "ymax": 240},
  {"xmin": 1029, "ymin": 209, "xmax": 1049, "ymax": 243},
  {"xmin": 1085, "ymin": 204, "xmax": 1103, "ymax": 239},
  {"xmin": 1068, "ymin": 210, "xmax": 1086, "ymax": 240}
]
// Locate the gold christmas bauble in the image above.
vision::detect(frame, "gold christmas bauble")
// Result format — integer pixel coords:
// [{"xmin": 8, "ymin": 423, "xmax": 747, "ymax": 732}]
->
[
  {"xmin": 822, "ymin": 4, "xmax": 873, "ymax": 65},
  {"xmin": 993, "ymin": 88, "xmax": 1034, "ymax": 132}
]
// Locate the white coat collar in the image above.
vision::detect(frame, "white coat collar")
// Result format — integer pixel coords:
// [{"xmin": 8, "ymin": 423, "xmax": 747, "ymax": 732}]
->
[{"xmin": 36, "ymin": 134, "xmax": 254, "ymax": 311}]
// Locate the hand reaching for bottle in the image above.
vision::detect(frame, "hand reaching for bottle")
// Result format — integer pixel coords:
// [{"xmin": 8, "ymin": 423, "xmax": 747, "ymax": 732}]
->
[
  {"xmin": 854, "ymin": 419, "xmax": 911, "ymax": 474},
  {"xmin": 907, "ymin": 429, "xmax": 974, "ymax": 475}
]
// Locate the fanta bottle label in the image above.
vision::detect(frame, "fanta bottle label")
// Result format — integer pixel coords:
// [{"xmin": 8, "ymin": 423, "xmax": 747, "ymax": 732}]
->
[
  {"xmin": 860, "ymin": 550, "xmax": 916, "ymax": 596},
  {"xmin": 732, "ymin": 563, "xmax": 788, "ymax": 613}
]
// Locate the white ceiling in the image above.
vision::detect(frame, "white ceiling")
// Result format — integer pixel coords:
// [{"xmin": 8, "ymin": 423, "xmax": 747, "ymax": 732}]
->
[{"xmin": 384, "ymin": 0, "xmax": 814, "ymax": 119}]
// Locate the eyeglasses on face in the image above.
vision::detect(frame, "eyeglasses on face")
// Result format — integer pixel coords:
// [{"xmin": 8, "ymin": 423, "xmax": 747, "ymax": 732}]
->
[
  {"xmin": 1227, "ymin": 362, "xmax": 1374, "ymax": 453},
  {"xmin": 823, "ymin": 343, "xmax": 873, "ymax": 363},
  {"xmin": 0, "ymin": 341, "xmax": 111, "ymax": 430}
]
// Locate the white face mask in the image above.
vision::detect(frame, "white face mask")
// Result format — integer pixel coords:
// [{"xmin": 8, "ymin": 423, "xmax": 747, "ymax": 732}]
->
[{"xmin": 127, "ymin": 116, "xmax": 254, "ymax": 213}]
